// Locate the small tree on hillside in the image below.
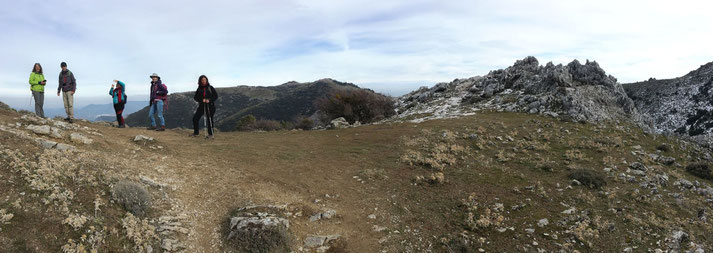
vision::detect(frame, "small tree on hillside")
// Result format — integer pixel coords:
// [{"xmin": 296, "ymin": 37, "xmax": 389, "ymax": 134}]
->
[
  {"xmin": 236, "ymin": 115, "xmax": 257, "ymax": 131},
  {"xmin": 315, "ymin": 88, "xmax": 395, "ymax": 124}
]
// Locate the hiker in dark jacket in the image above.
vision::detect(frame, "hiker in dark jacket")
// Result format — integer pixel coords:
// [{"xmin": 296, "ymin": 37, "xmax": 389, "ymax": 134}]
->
[
  {"xmin": 110, "ymin": 80, "xmax": 127, "ymax": 128},
  {"xmin": 148, "ymin": 73, "xmax": 168, "ymax": 131},
  {"xmin": 57, "ymin": 62, "xmax": 76, "ymax": 123},
  {"xmin": 190, "ymin": 75, "xmax": 218, "ymax": 137}
]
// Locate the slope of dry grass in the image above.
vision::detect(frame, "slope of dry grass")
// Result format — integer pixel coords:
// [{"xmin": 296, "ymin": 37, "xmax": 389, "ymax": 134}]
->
[{"xmin": 0, "ymin": 107, "xmax": 711, "ymax": 252}]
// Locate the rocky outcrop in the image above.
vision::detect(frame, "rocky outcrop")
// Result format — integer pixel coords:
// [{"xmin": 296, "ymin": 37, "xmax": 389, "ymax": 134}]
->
[
  {"xmin": 624, "ymin": 61, "xmax": 713, "ymax": 137},
  {"xmin": 397, "ymin": 56, "xmax": 648, "ymax": 127}
]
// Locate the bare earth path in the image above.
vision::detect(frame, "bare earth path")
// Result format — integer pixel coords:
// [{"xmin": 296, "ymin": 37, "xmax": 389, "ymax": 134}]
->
[{"xmin": 97, "ymin": 122, "xmax": 412, "ymax": 252}]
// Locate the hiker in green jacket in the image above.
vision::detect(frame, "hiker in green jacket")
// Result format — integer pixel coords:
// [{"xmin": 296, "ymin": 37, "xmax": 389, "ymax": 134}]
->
[{"xmin": 29, "ymin": 63, "xmax": 46, "ymax": 118}]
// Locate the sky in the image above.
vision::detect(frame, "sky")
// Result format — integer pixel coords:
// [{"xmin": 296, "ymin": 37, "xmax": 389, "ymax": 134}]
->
[{"xmin": 1, "ymin": 0, "xmax": 712, "ymax": 109}]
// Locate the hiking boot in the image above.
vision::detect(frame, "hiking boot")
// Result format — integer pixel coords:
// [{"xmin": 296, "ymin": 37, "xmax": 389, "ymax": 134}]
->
[
  {"xmin": 206, "ymin": 134, "xmax": 214, "ymax": 139},
  {"xmin": 117, "ymin": 125, "xmax": 126, "ymax": 128},
  {"xmin": 156, "ymin": 126, "xmax": 166, "ymax": 131},
  {"xmin": 147, "ymin": 126, "xmax": 156, "ymax": 130},
  {"xmin": 67, "ymin": 119, "xmax": 73, "ymax": 124},
  {"xmin": 63, "ymin": 117, "xmax": 70, "ymax": 121}
]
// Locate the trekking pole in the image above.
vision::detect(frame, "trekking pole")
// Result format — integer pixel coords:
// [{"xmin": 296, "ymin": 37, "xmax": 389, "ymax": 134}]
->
[
  {"xmin": 203, "ymin": 103, "xmax": 208, "ymax": 139},
  {"xmin": 207, "ymin": 104, "xmax": 215, "ymax": 138}
]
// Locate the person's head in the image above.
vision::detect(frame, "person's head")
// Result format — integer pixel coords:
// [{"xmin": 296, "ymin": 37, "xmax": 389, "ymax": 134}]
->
[
  {"xmin": 198, "ymin": 75, "xmax": 209, "ymax": 86},
  {"xmin": 32, "ymin": 63, "xmax": 43, "ymax": 74},
  {"xmin": 150, "ymin": 73, "xmax": 160, "ymax": 82},
  {"xmin": 60, "ymin": 62, "xmax": 67, "ymax": 71}
]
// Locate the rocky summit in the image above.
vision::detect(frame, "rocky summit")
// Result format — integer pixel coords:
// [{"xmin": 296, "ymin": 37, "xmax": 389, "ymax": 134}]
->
[
  {"xmin": 396, "ymin": 56, "xmax": 648, "ymax": 127},
  {"xmin": 624, "ymin": 62, "xmax": 713, "ymax": 139}
]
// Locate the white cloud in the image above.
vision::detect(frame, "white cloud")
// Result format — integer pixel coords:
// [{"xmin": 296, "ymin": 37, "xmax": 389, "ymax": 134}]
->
[{"xmin": 0, "ymin": 0, "xmax": 712, "ymax": 110}]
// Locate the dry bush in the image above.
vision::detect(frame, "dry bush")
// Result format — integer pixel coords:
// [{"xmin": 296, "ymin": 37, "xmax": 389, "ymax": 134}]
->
[
  {"xmin": 121, "ymin": 213, "xmax": 158, "ymax": 252},
  {"xmin": 315, "ymin": 88, "xmax": 395, "ymax": 124},
  {"xmin": 293, "ymin": 116, "xmax": 314, "ymax": 130},
  {"xmin": 112, "ymin": 181, "xmax": 152, "ymax": 217}
]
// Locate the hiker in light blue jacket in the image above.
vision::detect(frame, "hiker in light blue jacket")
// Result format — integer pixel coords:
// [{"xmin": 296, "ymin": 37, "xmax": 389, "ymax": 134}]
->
[{"xmin": 109, "ymin": 80, "xmax": 127, "ymax": 128}]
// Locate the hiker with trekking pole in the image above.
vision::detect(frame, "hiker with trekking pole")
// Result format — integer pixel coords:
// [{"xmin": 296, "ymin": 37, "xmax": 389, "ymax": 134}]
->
[
  {"xmin": 190, "ymin": 75, "xmax": 218, "ymax": 138},
  {"xmin": 110, "ymin": 80, "xmax": 127, "ymax": 128}
]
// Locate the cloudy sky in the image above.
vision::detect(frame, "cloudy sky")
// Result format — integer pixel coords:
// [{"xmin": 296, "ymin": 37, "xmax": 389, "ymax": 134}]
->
[{"xmin": 1, "ymin": 0, "xmax": 712, "ymax": 109}]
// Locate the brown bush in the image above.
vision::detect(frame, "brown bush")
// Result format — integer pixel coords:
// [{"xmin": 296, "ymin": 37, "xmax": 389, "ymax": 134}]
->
[
  {"xmin": 315, "ymin": 88, "xmax": 395, "ymax": 124},
  {"xmin": 293, "ymin": 116, "xmax": 314, "ymax": 130},
  {"xmin": 255, "ymin": 119, "xmax": 282, "ymax": 131}
]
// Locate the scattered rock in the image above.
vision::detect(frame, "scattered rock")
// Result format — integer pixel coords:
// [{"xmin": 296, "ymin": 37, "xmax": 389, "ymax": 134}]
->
[
  {"xmin": 133, "ymin": 135, "xmax": 154, "ymax": 142},
  {"xmin": 70, "ymin": 132, "xmax": 93, "ymax": 144},
  {"xmin": 629, "ymin": 162, "xmax": 648, "ymax": 172},
  {"xmin": 55, "ymin": 143, "xmax": 76, "ymax": 151},
  {"xmin": 329, "ymin": 117, "xmax": 350, "ymax": 129},
  {"xmin": 309, "ymin": 209, "xmax": 337, "ymax": 222},
  {"xmin": 161, "ymin": 238, "xmax": 185, "ymax": 252},
  {"xmin": 26, "ymin": 124, "xmax": 50, "ymax": 135},
  {"xmin": 304, "ymin": 235, "xmax": 341, "ymax": 248},
  {"xmin": 36, "ymin": 138, "xmax": 58, "ymax": 149},
  {"xmin": 537, "ymin": 218, "xmax": 549, "ymax": 227},
  {"xmin": 225, "ymin": 206, "xmax": 290, "ymax": 252}
]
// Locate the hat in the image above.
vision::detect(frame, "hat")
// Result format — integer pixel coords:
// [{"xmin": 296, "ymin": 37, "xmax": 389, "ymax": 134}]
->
[
  {"xmin": 150, "ymin": 73, "xmax": 160, "ymax": 78},
  {"xmin": 60, "ymin": 62, "xmax": 67, "ymax": 67}
]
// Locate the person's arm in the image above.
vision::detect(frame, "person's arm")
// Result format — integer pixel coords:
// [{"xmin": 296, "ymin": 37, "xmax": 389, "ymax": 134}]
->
[
  {"xmin": 70, "ymin": 72, "xmax": 76, "ymax": 93},
  {"xmin": 210, "ymin": 86, "xmax": 218, "ymax": 102},
  {"xmin": 58, "ymin": 73, "xmax": 62, "ymax": 94},
  {"xmin": 109, "ymin": 87, "xmax": 114, "ymax": 96},
  {"xmin": 29, "ymin": 73, "xmax": 35, "ymax": 86},
  {"xmin": 193, "ymin": 89, "xmax": 201, "ymax": 102}
]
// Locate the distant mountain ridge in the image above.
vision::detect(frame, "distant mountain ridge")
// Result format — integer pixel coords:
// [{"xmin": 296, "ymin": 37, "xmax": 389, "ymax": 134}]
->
[{"xmin": 124, "ymin": 78, "xmax": 365, "ymax": 131}]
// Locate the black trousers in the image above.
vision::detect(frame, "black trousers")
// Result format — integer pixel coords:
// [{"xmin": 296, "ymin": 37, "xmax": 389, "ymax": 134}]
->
[
  {"xmin": 113, "ymin": 103, "xmax": 125, "ymax": 126},
  {"xmin": 193, "ymin": 103, "xmax": 216, "ymax": 135}
]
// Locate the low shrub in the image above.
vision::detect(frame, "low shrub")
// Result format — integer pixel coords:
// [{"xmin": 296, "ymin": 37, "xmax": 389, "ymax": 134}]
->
[
  {"xmin": 568, "ymin": 169, "xmax": 606, "ymax": 189},
  {"xmin": 112, "ymin": 181, "xmax": 152, "ymax": 216},
  {"xmin": 236, "ymin": 115, "xmax": 257, "ymax": 131},
  {"xmin": 255, "ymin": 119, "xmax": 282, "ymax": 131},
  {"xmin": 294, "ymin": 116, "xmax": 314, "ymax": 130},
  {"xmin": 686, "ymin": 163, "xmax": 712, "ymax": 180}
]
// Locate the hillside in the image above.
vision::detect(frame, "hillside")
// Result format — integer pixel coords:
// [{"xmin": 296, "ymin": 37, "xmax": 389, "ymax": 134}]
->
[
  {"xmin": 124, "ymin": 79, "xmax": 363, "ymax": 131},
  {"xmin": 623, "ymin": 62, "xmax": 713, "ymax": 138},
  {"xmin": 1, "ymin": 102, "xmax": 712, "ymax": 252}
]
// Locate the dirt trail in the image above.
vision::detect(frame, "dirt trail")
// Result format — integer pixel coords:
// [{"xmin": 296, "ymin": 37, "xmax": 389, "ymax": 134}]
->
[{"xmin": 93, "ymin": 123, "xmax": 409, "ymax": 252}]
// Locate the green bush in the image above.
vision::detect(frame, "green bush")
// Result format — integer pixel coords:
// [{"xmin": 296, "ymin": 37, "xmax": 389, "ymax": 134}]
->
[
  {"xmin": 236, "ymin": 115, "xmax": 257, "ymax": 131},
  {"xmin": 686, "ymin": 163, "xmax": 712, "ymax": 180},
  {"xmin": 568, "ymin": 169, "xmax": 606, "ymax": 189},
  {"xmin": 112, "ymin": 181, "xmax": 151, "ymax": 216},
  {"xmin": 315, "ymin": 88, "xmax": 395, "ymax": 124}
]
